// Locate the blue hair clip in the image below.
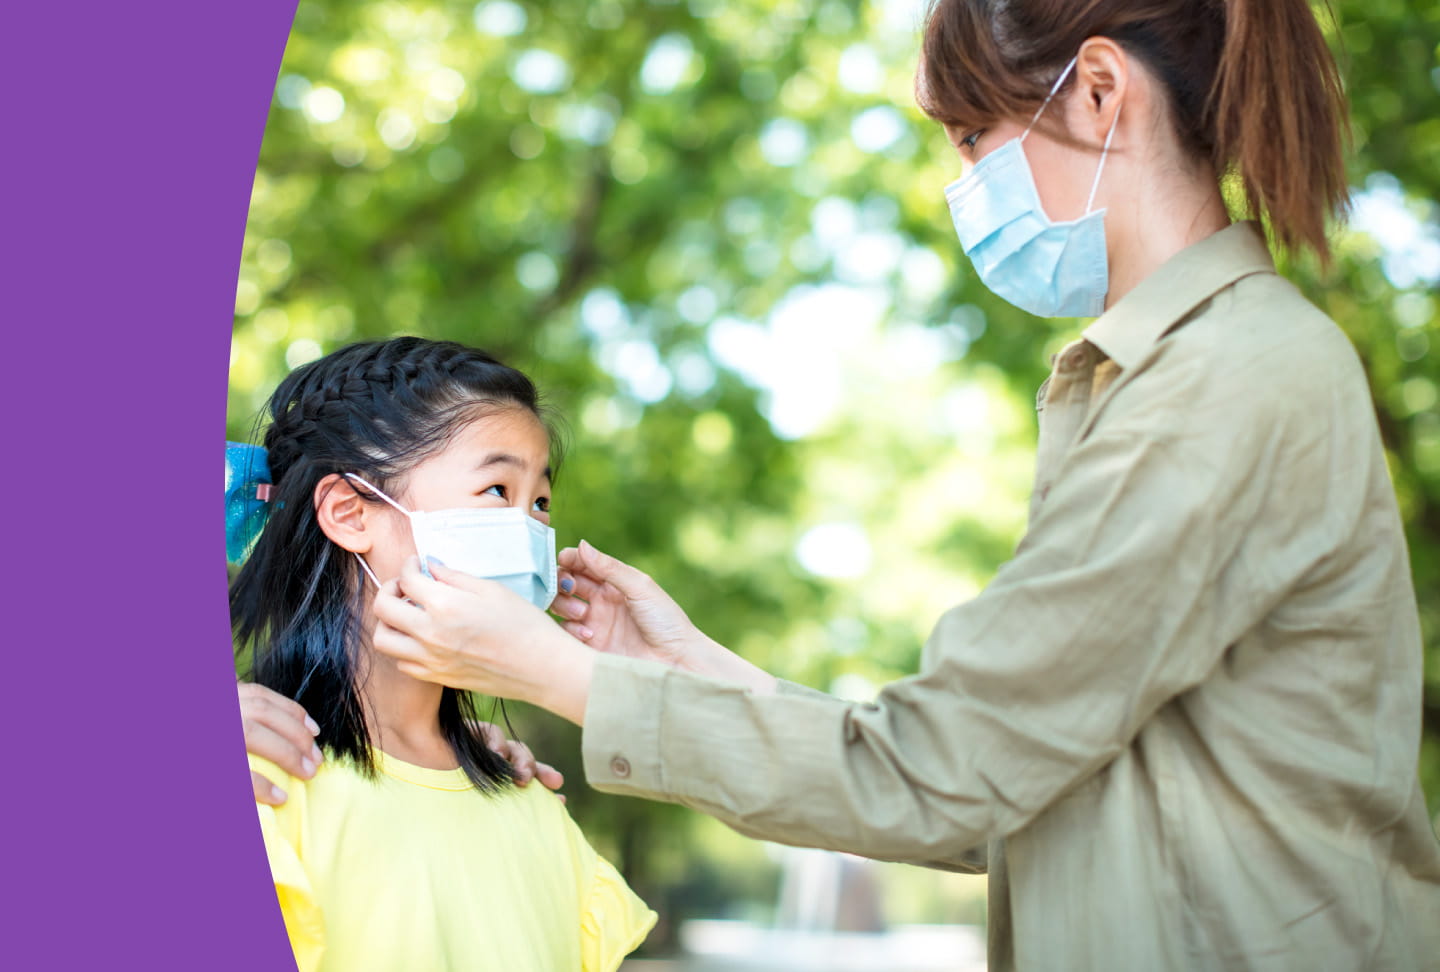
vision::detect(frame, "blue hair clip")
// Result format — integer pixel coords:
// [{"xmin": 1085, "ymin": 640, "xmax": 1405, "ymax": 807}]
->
[{"xmin": 225, "ymin": 441, "xmax": 273, "ymax": 564}]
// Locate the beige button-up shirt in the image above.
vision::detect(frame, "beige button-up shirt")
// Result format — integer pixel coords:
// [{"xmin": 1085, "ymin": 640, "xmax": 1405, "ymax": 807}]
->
[{"xmin": 583, "ymin": 223, "xmax": 1440, "ymax": 969}]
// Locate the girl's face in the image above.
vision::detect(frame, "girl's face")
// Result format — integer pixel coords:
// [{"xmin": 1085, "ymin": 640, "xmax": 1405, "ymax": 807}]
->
[{"xmin": 363, "ymin": 407, "xmax": 552, "ymax": 584}]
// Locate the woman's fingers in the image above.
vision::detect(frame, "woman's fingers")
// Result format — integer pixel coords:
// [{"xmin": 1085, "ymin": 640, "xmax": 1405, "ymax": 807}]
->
[
  {"xmin": 401, "ymin": 556, "xmax": 530, "ymax": 615},
  {"xmin": 395, "ymin": 660, "xmax": 434, "ymax": 681},
  {"xmin": 557, "ymin": 546, "xmax": 584, "ymax": 571},
  {"xmin": 558, "ymin": 548, "xmax": 610, "ymax": 588},
  {"xmin": 243, "ymin": 719, "xmax": 321, "ymax": 780},
  {"xmin": 390, "ymin": 558, "xmax": 444, "ymax": 606},
  {"xmin": 373, "ymin": 575, "xmax": 435, "ymax": 641},
  {"xmin": 372, "ymin": 618, "xmax": 432, "ymax": 669},
  {"xmin": 252, "ymin": 769, "xmax": 288, "ymax": 806},
  {"xmin": 574, "ymin": 540, "xmax": 658, "ymax": 600},
  {"xmin": 239, "ymin": 682, "xmax": 322, "ymax": 782},
  {"xmin": 561, "ymin": 619, "xmax": 596, "ymax": 642},
  {"xmin": 504, "ymin": 739, "xmax": 537, "ymax": 783},
  {"xmin": 470, "ymin": 720, "xmax": 506, "ymax": 754},
  {"xmin": 557, "ymin": 557, "xmax": 622, "ymax": 600},
  {"xmin": 422, "ymin": 558, "xmax": 485, "ymax": 593},
  {"xmin": 534, "ymin": 761, "xmax": 565, "ymax": 792},
  {"xmin": 423, "ymin": 557, "xmax": 513, "ymax": 600},
  {"xmin": 239, "ymin": 682, "xmax": 322, "ymax": 737},
  {"xmin": 555, "ymin": 569, "xmax": 605, "ymax": 603},
  {"xmin": 464, "ymin": 721, "xmax": 561, "ymax": 792},
  {"xmin": 549, "ymin": 593, "xmax": 590, "ymax": 622},
  {"xmin": 469, "ymin": 720, "xmax": 537, "ymax": 781}
]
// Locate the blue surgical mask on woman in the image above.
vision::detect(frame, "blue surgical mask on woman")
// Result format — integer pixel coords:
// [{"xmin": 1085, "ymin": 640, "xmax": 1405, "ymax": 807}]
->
[{"xmin": 943, "ymin": 56, "xmax": 1121, "ymax": 318}]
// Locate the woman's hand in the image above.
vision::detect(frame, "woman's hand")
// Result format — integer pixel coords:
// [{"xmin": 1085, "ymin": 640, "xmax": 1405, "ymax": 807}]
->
[
  {"xmin": 470, "ymin": 721, "xmax": 566, "ymax": 801},
  {"xmin": 239, "ymin": 682, "xmax": 322, "ymax": 806},
  {"xmin": 240, "ymin": 680, "xmax": 564, "ymax": 801},
  {"xmin": 548, "ymin": 540, "xmax": 714, "ymax": 669},
  {"xmin": 372, "ymin": 557, "xmax": 598, "ymax": 724},
  {"xmin": 549, "ymin": 541, "xmax": 777, "ymax": 694}
]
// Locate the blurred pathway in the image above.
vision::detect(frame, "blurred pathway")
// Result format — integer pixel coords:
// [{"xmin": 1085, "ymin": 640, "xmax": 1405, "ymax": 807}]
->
[{"xmin": 622, "ymin": 922, "xmax": 987, "ymax": 971}]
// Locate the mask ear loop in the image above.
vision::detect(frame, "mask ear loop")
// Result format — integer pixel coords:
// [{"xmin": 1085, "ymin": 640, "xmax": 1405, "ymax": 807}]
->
[
  {"xmin": 1016, "ymin": 55, "xmax": 1122, "ymax": 216},
  {"xmin": 355, "ymin": 554, "xmax": 382, "ymax": 591},
  {"xmin": 1020, "ymin": 55, "xmax": 1080, "ymax": 143},
  {"xmin": 342, "ymin": 473, "xmax": 410, "ymax": 591},
  {"xmin": 343, "ymin": 473, "xmax": 411, "ymax": 515},
  {"xmin": 1084, "ymin": 101, "xmax": 1122, "ymax": 215}
]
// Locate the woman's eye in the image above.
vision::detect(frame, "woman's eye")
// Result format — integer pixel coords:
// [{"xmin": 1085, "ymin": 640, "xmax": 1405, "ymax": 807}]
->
[
  {"xmin": 533, "ymin": 497, "xmax": 550, "ymax": 514},
  {"xmin": 483, "ymin": 485, "xmax": 506, "ymax": 499},
  {"xmin": 961, "ymin": 129, "xmax": 985, "ymax": 150}
]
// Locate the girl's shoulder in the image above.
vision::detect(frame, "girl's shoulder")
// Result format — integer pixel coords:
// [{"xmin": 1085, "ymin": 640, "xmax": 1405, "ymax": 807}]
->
[
  {"xmin": 496, "ymin": 784, "xmax": 659, "ymax": 965},
  {"xmin": 490, "ymin": 782, "xmax": 620, "ymax": 887},
  {"xmin": 247, "ymin": 754, "xmax": 299, "ymax": 801},
  {"xmin": 493, "ymin": 778, "xmax": 585, "ymax": 846}
]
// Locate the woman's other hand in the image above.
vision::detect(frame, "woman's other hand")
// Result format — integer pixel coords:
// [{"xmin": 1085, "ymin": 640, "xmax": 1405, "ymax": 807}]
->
[
  {"xmin": 241, "ymin": 681, "xmax": 565, "ymax": 803},
  {"xmin": 239, "ymin": 682, "xmax": 322, "ymax": 806},
  {"xmin": 470, "ymin": 720, "xmax": 566, "ymax": 803},
  {"xmin": 551, "ymin": 541, "xmax": 777, "ymax": 694},
  {"xmin": 549, "ymin": 541, "xmax": 712, "ymax": 669}
]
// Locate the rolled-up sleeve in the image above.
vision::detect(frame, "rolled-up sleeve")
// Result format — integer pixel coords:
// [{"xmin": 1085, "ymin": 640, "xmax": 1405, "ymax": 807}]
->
[{"xmin": 583, "ymin": 399, "xmax": 1305, "ymax": 866}]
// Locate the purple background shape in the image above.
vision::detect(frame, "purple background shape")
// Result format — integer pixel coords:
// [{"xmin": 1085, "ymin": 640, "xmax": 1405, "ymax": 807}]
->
[{"xmin": 7, "ymin": 2, "xmax": 298, "ymax": 966}]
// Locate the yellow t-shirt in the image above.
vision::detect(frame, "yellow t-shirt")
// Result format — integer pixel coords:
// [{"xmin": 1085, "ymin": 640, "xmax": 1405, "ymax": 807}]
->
[{"xmin": 249, "ymin": 751, "xmax": 656, "ymax": 972}]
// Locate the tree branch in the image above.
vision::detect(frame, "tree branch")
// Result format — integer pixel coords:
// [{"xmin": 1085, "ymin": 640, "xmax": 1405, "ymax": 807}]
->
[{"xmin": 530, "ymin": 155, "xmax": 612, "ymax": 322}]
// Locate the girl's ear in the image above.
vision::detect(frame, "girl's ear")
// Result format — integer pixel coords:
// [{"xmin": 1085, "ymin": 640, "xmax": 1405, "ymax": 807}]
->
[
  {"xmin": 314, "ymin": 473, "xmax": 376, "ymax": 554},
  {"xmin": 1074, "ymin": 36, "xmax": 1127, "ymax": 140}
]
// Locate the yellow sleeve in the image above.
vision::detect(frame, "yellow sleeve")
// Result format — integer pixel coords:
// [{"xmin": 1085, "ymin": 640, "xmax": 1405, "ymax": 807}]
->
[
  {"xmin": 580, "ymin": 853, "xmax": 658, "ymax": 972},
  {"xmin": 248, "ymin": 756, "xmax": 326, "ymax": 972},
  {"xmin": 548, "ymin": 794, "xmax": 655, "ymax": 972}
]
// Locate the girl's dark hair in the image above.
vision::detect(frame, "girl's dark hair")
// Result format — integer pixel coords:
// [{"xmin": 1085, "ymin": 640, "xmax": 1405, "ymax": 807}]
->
[
  {"xmin": 231, "ymin": 337, "xmax": 562, "ymax": 792},
  {"xmin": 916, "ymin": 0, "xmax": 1348, "ymax": 261}
]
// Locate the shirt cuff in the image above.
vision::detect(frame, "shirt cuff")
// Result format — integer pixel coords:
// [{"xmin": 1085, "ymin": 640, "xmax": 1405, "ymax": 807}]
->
[{"xmin": 582, "ymin": 654, "xmax": 673, "ymax": 797}]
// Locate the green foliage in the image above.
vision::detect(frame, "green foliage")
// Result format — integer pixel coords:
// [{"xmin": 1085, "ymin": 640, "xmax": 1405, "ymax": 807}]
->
[{"xmin": 231, "ymin": 0, "xmax": 1440, "ymax": 946}]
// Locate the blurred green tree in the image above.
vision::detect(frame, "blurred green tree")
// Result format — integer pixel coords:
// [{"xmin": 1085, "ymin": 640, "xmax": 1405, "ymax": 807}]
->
[{"xmin": 230, "ymin": 0, "xmax": 1440, "ymax": 950}]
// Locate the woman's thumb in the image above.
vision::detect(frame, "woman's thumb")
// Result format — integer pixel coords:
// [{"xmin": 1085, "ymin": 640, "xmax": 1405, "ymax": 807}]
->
[{"xmin": 578, "ymin": 540, "xmax": 651, "ymax": 597}]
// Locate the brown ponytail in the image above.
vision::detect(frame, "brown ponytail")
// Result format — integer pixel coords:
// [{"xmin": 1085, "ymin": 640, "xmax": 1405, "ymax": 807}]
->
[
  {"xmin": 918, "ymin": 0, "xmax": 1350, "ymax": 261},
  {"xmin": 1212, "ymin": 0, "xmax": 1349, "ymax": 259}
]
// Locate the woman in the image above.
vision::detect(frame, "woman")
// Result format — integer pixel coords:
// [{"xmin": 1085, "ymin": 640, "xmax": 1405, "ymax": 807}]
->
[{"xmin": 251, "ymin": 0, "xmax": 1440, "ymax": 967}]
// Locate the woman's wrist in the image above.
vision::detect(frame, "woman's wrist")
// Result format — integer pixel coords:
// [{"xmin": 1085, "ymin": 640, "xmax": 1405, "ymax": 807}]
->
[
  {"xmin": 530, "ymin": 626, "xmax": 597, "ymax": 726},
  {"xmin": 679, "ymin": 634, "xmax": 777, "ymax": 695}
]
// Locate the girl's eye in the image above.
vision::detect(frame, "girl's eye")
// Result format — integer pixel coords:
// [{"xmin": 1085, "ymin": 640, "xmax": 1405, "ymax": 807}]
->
[
  {"xmin": 961, "ymin": 129, "xmax": 985, "ymax": 150},
  {"xmin": 533, "ymin": 497, "xmax": 550, "ymax": 514},
  {"xmin": 483, "ymin": 485, "xmax": 506, "ymax": 499}
]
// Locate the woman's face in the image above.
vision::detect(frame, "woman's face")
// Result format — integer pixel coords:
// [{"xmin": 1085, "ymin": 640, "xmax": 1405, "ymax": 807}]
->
[
  {"xmin": 943, "ymin": 89, "xmax": 1110, "ymax": 224},
  {"xmin": 363, "ymin": 407, "xmax": 553, "ymax": 584}
]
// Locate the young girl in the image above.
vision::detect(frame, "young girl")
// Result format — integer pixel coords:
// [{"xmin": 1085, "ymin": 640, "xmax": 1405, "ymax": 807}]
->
[{"xmin": 228, "ymin": 337, "xmax": 655, "ymax": 971}]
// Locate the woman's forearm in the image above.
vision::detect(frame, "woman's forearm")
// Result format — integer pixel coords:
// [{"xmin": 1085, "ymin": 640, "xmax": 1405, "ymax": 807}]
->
[
  {"xmin": 538, "ymin": 632, "xmax": 775, "ymax": 724},
  {"xmin": 541, "ymin": 630, "xmax": 771, "ymax": 722},
  {"xmin": 529, "ymin": 629, "xmax": 599, "ymax": 725},
  {"xmin": 680, "ymin": 635, "xmax": 778, "ymax": 695}
]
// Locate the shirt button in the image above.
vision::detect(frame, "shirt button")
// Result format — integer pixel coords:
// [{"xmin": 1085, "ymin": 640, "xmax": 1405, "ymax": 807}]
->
[
  {"xmin": 609, "ymin": 756, "xmax": 631, "ymax": 778},
  {"xmin": 1057, "ymin": 343, "xmax": 1092, "ymax": 374}
]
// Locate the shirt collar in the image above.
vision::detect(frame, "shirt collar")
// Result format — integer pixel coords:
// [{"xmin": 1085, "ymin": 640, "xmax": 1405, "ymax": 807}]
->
[{"xmin": 1082, "ymin": 221, "xmax": 1276, "ymax": 371}]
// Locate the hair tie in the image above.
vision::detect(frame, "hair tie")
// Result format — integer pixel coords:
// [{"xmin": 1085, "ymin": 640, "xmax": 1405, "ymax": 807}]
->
[{"xmin": 225, "ymin": 441, "xmax": 273, "ymax": 563}]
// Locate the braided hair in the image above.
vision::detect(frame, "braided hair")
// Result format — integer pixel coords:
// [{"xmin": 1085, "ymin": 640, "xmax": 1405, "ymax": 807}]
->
[{"xmin": 230, "ymin": 337, "xmax": 561, "ymax": 792}]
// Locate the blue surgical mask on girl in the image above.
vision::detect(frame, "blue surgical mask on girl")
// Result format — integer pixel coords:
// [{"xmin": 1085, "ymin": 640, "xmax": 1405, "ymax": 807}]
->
[
  {"xmin": 344, "ymin": 474, "xmax": 559, "ymax": 611},
  {"xmin": 943, "ymin": 55, "xmax": 1121, "ymax": 318}
]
